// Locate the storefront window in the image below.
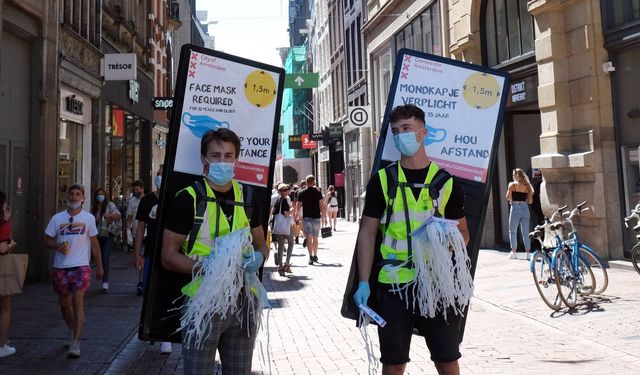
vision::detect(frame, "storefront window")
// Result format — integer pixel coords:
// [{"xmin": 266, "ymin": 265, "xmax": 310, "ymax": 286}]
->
[
  {"xmin": 483, "ymin": 0, "xmax": 535, "ymax": 67},
  {"xmin": 58, "ymin": 120, "xmax": 84, "ymax": 210},
  {"xmin": 105, "ymin": 104, "xmax": 142, "ymax": 205}
]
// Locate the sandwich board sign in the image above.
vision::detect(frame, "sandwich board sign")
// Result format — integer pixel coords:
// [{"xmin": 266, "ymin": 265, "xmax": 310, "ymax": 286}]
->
[
  {"xmin": 341, "ymin": 49, "xmax": 510, "ymax": 341},
  {"xmin": 140, "ymin": 45, "xmax": 285, "ymax": 342}
]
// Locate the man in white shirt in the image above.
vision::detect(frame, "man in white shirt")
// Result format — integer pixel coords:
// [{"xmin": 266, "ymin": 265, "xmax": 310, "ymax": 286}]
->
[
  {"xmin": 44, "ymin": 184, "xmax": 103, "ymax": 358},
  {"xmin": 126, "ymin": 180, "xmax": 145, "ymax": 252}
]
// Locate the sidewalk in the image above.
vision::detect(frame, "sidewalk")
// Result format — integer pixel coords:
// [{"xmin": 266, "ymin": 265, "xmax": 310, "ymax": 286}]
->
[{"xmin": 0, "ymin": 248, "xmax": 146, "ymax": 375}]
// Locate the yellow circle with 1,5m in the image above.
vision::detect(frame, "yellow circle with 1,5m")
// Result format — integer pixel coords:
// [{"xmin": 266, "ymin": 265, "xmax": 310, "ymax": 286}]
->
[
  {"xmin": 462, "ymin": 72, "xmax": 501, "ymax": 109},
  {"xmin": 244, "ymin": 70, "xmax": 277, "ymax": 108}
]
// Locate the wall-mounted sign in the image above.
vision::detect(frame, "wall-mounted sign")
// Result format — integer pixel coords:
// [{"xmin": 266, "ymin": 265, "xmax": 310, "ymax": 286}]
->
[
  {"xmin": 153, "ymin": 97, "xmax": 174, "ymax": 110},
  {"xmin": 65, "ymin": 95, "xmax": 84, "ymax": 115},
  {"xmin": 329, "ymin": 123, "xmax": 343, "ymax": 138},
  {"xmin": 289, "ymin": 135, "xmax": 302, "ymax": 149},
  {"xmin": 510, "ymin": 81, "xmax": 526, "ymax": 103},
  {"xmin": 102, "ymin": 53, "xmax": 137, "ymax": 80},
  {"xmin": 348, "ymin": 106, "xmax": 370, "ymax": 127},
  {"xmin": 284, "ymin": 72, "xmax": 319, "ymax": 88},
  {"xmin": 309, "ymin": 133, "xmax": 323, "ymax": 141},
  {"xmin": 129, "ymin": 80, "xmax": 140, "ymax": 103},
  {"xmin": 319, "ymin": 146, "xmax": 330, "ymax": 162},
  {"xmin": 301, "ymin": 134, "xmax": 317, "ymax": 149}
]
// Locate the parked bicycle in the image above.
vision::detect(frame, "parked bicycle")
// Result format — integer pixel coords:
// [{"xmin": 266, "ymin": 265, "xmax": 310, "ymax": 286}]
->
[
  {"xmin": 624, "ymin": 202, "xmax": 640, "ymax": 275},
  {"xmin": 529, "ymin": 220, "xmax": 562, "ymax": 310}
]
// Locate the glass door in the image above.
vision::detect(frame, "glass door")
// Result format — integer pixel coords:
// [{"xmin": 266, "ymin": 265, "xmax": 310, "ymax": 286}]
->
[{"xmin": 58, "ymin": 120, "xmax": 84, "ymax": 210}]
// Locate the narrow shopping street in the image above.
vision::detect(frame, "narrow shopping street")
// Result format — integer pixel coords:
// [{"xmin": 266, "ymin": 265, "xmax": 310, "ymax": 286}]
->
[{"xmin": 2, "ymin": 219, "xmax": 639, "ymax": 374}]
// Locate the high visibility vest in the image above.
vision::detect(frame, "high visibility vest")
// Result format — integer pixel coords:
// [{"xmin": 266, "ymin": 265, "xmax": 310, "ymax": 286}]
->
[
  {"xmin": 378, "ymin": 163, "xmax": 453, "ymax": 284},
  {"xmin": 180, "ymin": 179, "xmax": 250, "ymax": 297}
]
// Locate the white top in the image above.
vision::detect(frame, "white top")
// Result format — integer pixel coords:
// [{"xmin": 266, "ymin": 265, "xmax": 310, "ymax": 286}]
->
[
  {"xmin": 127, "ymin": 195, "xmax": 142, "ymax": 232},
  {"xmin": 45, "ymin": 210, "xmax": 98, "ymax": 268}
]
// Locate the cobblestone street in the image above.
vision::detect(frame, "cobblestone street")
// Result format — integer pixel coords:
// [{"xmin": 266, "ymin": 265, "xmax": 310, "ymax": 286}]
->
[{"xmin": 2, "ymin": 219, "xmax": 639, "ymax": 374}]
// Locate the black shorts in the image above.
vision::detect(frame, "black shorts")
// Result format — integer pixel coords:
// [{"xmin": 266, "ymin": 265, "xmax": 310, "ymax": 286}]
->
[{"xmin": 376, "ymin": 288, "xmax": 462, "ymax": 364}]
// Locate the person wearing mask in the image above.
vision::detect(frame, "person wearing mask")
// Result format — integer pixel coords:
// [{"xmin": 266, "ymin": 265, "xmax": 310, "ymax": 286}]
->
[
  {"xmin": 91, "ymin": 188, "xmax": 121, "ymax": 293},
  {"xmin": 0, "ymin": 191, "xmax": 18, "ymax": 358},
  {"xmin": 44, "ymin": 184, "xmax": 104, "ymax": 358},
  {"xmin": 161, "ymin": 128, "xmax": 268, "ymax": 374},
  {"xmin": 354, "ymin": 104, "xmax": 469, "ymax": 375},
  {"xmin": 505, "ymin": 168, "xmax": 534, "ymax": 260},
  {"xmin": 126, "ymin": 180, "xmax": 145, "ymax": 252}
]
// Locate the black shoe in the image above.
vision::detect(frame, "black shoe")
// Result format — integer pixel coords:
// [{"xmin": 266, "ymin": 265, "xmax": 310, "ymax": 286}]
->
[
  {"xmin": 308, "ymin": 258, "xmax": 314, "ymax": 265},
  {"xmin": 302, "ymin": 239, "xmax": 307, "ymax": 248},
  {"xmin": 312, "ymin": 255, "xmax": 318, "ymax": 262},
  {"xmin": 295, "ymin": 237, "xmax": 299, "ymax": 244}
]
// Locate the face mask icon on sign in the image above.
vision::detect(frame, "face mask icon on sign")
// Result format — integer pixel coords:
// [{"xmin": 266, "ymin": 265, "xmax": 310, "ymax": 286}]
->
[
  {"xmin": 182, "ymin": 112, "xmax": 230, "ymax": 138},
  {"xmin": 423, "ymin": 125, "xmax": 447, "ymax": 146}
]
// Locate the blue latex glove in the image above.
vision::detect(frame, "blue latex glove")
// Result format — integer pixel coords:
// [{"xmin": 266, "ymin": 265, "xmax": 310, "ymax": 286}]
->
[
  {"xmin": 242, "ymin": 252, "xmax": 264, "ymax": 273},
  {"xmin": 354, "ymin": 281, "xmax": 370, "ymax": 307}
]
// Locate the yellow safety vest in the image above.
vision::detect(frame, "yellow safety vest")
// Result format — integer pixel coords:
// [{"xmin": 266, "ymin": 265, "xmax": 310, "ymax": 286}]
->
[
  {"xmin": 378, "ymin": 163, "xmax": 453, "ymax": 284},
  {"xmin": 180, "ymin": 179, "xmax": 250, "ymax": 297}
]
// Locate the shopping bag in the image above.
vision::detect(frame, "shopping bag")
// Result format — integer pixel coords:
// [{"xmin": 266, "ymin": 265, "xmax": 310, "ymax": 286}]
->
[
  {"xmin": 321, "ymin": 226, "xmax": 332, "ymax": 238},
  {"xmin": 272, "ymin": 214, "xmax": 292, "ymax": 235},
  {"xmin": 0, "ymin": 254, "xmax": 29, "ymax": 296}
]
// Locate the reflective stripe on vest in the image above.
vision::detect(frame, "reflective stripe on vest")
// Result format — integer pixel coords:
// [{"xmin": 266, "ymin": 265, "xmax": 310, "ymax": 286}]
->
[
  {"xmin": 378, "ymin": 163, "xmax": 453, "ymax": 284},
  {"xmin": 181, "ymin": 179, "xmax": 250, "ymax": 297}
]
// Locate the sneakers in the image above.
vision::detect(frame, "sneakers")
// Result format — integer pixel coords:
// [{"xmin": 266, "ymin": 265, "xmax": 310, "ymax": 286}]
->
[
  {"xmin": 159, "ymin": 341, "xmax": 172, "ymax": 354},
  {"xmin": 101, "ymin": 282, "xmax": 109, "ymax": 293},
  {"xmin": 0, "ymin": 344, "xmax": 16, "ymax": 358},
  {"xmin": 312, "ymin": 255, "xmax": 318, "ymax": 263},
  {"xmin": 67, "ymin": 341, "xmax": 81, "ymax": 358},
  {"xmin": 506, "ymin": 252, "xmax": 517, "ymax": 260},
  {"xmin": 64, "ymin": 330, "xmax": 74, "ymax": 348}
]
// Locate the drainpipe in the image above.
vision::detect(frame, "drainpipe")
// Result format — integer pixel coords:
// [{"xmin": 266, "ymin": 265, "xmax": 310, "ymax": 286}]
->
[{"xmin": 441, "ymin": 0, "xmax": 451, "ymax": 58}]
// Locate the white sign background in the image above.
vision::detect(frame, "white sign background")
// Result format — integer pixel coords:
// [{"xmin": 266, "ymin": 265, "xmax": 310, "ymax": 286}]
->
[
  {"xmin": 382, "ymin": 52, "xmax": 506, "ymax": 183},
  {"xmin": 102, "ymin": 53, "xmax": 137, "ymax": 81},
  {"xmin": 174, "ymin": 49, "xmax": 281, "ymax": 187}
]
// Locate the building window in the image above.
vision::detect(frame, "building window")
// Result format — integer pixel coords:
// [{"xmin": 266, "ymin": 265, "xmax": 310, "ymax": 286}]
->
[
  {"xmin": 393, "ymin": 1, "xmax": 441, "ymax": 56},
  {"xmin": 603, "ymin": 0, "xmax": 640, "ymax": 31},
  {"xmin": 483, "ymin": 0, "xmax": 535, "ymax": 67},
  {"xmin": 61, "ymin": 0, "xmax": 101, "ymax": 47}
]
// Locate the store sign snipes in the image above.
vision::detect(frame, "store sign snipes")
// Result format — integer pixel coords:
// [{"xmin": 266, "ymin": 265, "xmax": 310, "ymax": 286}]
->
[
  {"xmin": 380, "ymin": 52, "xmax": 508, "ymax": 183},
  {"xmin": 173, "ymin": 50, "xmax": 282, "ymax": 187}
]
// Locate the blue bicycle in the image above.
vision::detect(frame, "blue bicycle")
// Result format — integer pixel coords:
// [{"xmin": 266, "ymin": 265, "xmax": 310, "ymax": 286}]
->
[
  {"xmin": 529, "ymin": 221, "xmax": 562, "ymax": 310},
  {"xmin": 551, "ymin": 202, "xmax": 607, "ymax": 308}
]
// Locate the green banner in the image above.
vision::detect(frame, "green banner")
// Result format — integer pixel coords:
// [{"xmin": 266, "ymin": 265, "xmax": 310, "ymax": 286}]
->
[{"xmin": 284, "ymin": 73, "xmax": 319, "ymax": 89}]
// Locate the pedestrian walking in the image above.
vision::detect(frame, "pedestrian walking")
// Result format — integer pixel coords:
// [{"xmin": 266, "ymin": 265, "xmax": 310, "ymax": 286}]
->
[
  {"xmin": 324, "ymin": 185, "xmax": 339, "ymax": 231},
  {"xmin": 354, "ymin": 104, "xmax": 470, "ymax": 375},
  {"xmin": 161, "ymin": 128, "xmax": 268, "ymax": 374},
  {"xmin": 271, "ymin": 183, "xmax": 294, "ymax": 276},
  {"xmin": 133, "ymin": 164, "xmax": 172, "ymax": 354},
  {"xmin": 506, "ymin": 168, "xmax": 534, "ymax": 260},
  {"xmin": 0, "ymin": 191, "xmax": 18, "ymax": 358},
  {"xmin": 91, "ymin": 188, "xmax": 121, "ymax": 293},
  {"xmin": 126, "ymin": 180, "xmax": 145, "ymax": 252},
  {"xmin": 296, "ymin": 175, "xmax": 325, "ymax": 264},
  {"xmin": 44, "ymin": 184, "xmax": 103, "ymax": 358}
]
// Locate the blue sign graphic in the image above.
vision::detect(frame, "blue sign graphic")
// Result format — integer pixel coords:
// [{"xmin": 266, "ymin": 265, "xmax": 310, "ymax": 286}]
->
[{"xmin": 182, "ymin": 112, "xmax": 230, "ymax": 138}]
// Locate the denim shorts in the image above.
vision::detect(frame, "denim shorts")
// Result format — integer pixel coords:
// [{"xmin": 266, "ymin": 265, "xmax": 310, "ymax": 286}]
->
[{"xmin": 303, "ymin": 218, "xmax": 321, "ymax": 236}]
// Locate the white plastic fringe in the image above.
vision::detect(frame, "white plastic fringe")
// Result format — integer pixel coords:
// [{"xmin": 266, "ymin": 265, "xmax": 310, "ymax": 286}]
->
[
  {"xmin": 179, "ymin": 228, "xmax": 254, "ymax": 349},
  {"xmin": 247, "ymin": 272, "xmax": 273, "ymax": 375},
  {"xmin": 358, "ymin": 311, "xmax": 379, "ymax": 375},
  {"xmin": 385, "ymin": 217, "xmax": 473, "ymax": 321}
]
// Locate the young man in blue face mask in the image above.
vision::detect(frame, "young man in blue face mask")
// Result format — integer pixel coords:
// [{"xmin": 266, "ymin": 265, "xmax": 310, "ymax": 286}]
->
[
  {"xmin": 354, "ymin": 104, "xmax": 470, "ymax": 375},
  {"xmin": 161, "ymin": 128, "xmax": 268, "ymax": 374}
]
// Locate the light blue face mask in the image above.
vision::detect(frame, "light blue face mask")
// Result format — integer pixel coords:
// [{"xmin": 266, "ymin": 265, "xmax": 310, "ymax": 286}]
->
[
  {"xmin": 155, "ymin": 175, "xmax": 162, "ymax": 189},
  {"xmin": 96, "ymin": 194, "xmax": 105, "ymax": 203},
  {"xmin": 207, "ymin": 162, "xmax": 235, "ymax": 186},
  {"xmin": 67, "ymin": 201, "xmax": 82, "ymax": 209},
  {"xmin": 393, "ymin": 131, "xmax": 422, "ymax": 157}
]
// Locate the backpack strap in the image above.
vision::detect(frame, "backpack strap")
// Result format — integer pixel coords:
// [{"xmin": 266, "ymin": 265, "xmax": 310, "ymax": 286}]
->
[
  {"xmin": 186, "ymin": 180, "xmax": 214, "ymax": 254},
  {"xmin": 242, "ymin": 184, "xmax": 254, "ymax": 223},
  {"xmin": 428, "ymin": 169, "xmax": 452, "ymax": 218},
  {"xmin": 383, "ymin": 162, "xmax": 399, "ymax": 232}
]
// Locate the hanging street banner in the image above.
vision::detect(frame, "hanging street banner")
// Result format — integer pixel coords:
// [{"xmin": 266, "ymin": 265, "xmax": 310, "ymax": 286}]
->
[
  {"xmin": 379, "ymin": 53, "xmax": 507, "ymax": 183},
  {"xmin": 173, "ymin": 50, "xmax": 282, "ymax": 186},
  {"xmin": 140, "ymin": 45, "xmax": 285, "ymax": 343},
  {"xmin": 341, "ymin": 49, "xmax": 510, "ymax": 342},
  {"xmin": 284, "ymin": 72, "xmax": 319, "ymax": 88}
]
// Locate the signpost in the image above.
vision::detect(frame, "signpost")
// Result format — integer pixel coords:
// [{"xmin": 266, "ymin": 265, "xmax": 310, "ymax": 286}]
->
[
  {"xmin": 284, "ymin": 72, "xmax": 319, "ymax": 89},
  {"xmin": 341, "ymin": 49, "xmax": 510, "ymax": 341},
  {"xmin": 348, "ymin": 106, "xmax": 370, "ymax": 127},
  {"xmin": 140, "ymin": 45, "xmax": 285, "ymax": 342}
]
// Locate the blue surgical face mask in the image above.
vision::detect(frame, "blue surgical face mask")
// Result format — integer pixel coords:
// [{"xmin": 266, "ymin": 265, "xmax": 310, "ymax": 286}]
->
[
  {"xmin": 206, "ymin": 161, "xmax": 235, "ymax": 186},
  {"xmin": 67, "ymin": 201, "xmax": 82, "ymax": 209},
  {"xmin": 96, "ymin": 194, "xmax": 105, "ymax": 203},
  {"xmin": 155, "ymin": 175, "xmax": 162, "ymax": 189},
  {"xmin": 393, "ymin": 131, "xmax": 422, "ymax": 157}
]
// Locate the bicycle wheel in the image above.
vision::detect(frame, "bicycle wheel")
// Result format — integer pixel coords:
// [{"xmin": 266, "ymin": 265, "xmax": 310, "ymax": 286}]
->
[
  {"xmin": 531, "ymin": 252, "xmax": 562, "ymax": 310},
  {"xmin": 579, "ymin": 247, "xmax": 608, "ymax": 294},
  {"xmin": 554, "ymin": 250, "xmax": 578, "ymax": 308},
  {"xmin": 632, "ymin": 243, "xmax": 640, "ymax": 276},
  {"xmin": 576, "ymin": 257, "xmax": 596, "ymax": 296}
]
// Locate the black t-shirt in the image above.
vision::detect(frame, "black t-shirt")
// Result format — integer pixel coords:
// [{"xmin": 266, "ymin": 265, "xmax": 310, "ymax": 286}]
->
[
  {"xmin": 165, "ymin": 184, "xmax": 262, "ymax": 236},
  {"xmin": 297, "ymin": 187, "xmax": 323, "ymax": 218},
  {"xmin": 272, "ymin": 196, "xmax": 291, "ymax": 215},
  {"xmin": 136, "ymin": 192, "xmax": 160, "ymax": 258},
  {"xmin": 362, "ymin": 163, "xmax": 465, "ymax": 220}
]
